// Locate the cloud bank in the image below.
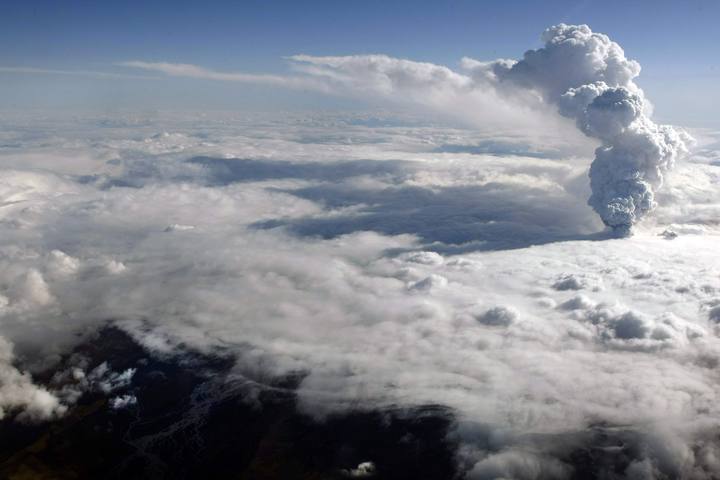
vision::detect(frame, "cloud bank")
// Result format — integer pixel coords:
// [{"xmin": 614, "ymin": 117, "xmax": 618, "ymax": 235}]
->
[{"xmin": 0, "ymin": 108, "xmax": 719, "ymax": 477}]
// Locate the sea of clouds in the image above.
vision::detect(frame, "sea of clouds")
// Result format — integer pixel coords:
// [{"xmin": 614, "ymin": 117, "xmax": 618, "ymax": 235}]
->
[{"xmin": 2, "ymin": 24, "xmax": 720, "ymax": 479}]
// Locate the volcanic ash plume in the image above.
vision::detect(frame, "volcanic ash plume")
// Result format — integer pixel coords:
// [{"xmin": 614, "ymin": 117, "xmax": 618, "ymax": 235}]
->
[{"xmin": 492, "ymin": 24, "xmax": 692, "ymax": 234}]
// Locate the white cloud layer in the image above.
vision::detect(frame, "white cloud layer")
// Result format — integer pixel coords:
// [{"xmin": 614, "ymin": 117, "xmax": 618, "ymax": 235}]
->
[{"xmin": 0, "ymin": 107, "xmax": 719, "ymax": 477}]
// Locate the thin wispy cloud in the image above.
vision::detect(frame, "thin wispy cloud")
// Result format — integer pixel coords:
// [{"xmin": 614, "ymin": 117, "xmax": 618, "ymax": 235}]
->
[
  {"xmin": 116, "ymin": 61, "xmax": 329, "ymax": 91},
  {"xmin": 0, "ymin": 66, "xmax": 158, "ymax": 80},
  {"xmin": 116, "ymin": 55, "xmax": 572, "ymax": 138}
]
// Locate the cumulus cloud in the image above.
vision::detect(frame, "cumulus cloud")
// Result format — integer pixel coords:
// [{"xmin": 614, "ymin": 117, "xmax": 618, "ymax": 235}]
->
[
  {"xmin": 467, "ymin": 450, "xmax": 571, "ymax": 480},
  {"xmin": 87, "ymin": 362, "xmax": 136, "ymax": 394},
  {"xmin": 552, "ymin": 274, "xmax": 588, "ymax": 291},
  {"xmin": 109, "ymin": 394, "xmax": 137, "ymax": 410},
  {"xmin": 0, "ymin": 337, "xmax": 65, "ymax": 422},
  {"xmin": 341, "ymin": 461, "xmax": 377, "ymax": 478},
  {"xmin": 473, "ymin": 306, "xmax": 517, "ymax": 327}
]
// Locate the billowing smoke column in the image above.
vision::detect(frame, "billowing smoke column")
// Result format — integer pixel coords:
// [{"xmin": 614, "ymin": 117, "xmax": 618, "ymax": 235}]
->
[{"xmin": 492, "ymin": 24, "xmax": 692, "ymax": 234}]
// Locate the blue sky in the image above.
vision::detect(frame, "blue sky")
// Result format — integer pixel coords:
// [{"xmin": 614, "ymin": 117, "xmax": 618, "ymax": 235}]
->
[{"xmin": 1, "ymin": 0, "xmax": 718, "ymax": 126}]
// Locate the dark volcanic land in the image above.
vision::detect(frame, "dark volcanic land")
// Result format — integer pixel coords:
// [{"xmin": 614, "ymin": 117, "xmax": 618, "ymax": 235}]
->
[
  {"xmin": 0, "ymin": 328, "xmax": 671, "ymax": 479},
  {"xmin": 0, "ymin": 327, "xmax": 460, "ymax": 480}
]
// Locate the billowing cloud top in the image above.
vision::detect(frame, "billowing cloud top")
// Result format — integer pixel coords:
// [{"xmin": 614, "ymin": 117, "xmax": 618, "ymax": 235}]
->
[{"xmin": 487, "ymin": 24, "xmax": 692, "ymax": 233}]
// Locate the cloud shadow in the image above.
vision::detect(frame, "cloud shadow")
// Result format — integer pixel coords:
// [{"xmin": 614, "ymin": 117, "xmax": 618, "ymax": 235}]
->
[
  {"xmin": 186, "ymin": 156, "xmax": 414, "ymax": 185},
  {"xmin": 254, "ymin": 181, "xmax": 610, "ymax": 253},
  {"xmin": 89, "ymin": 154, "xmax": 609, "ymax": 252},
  {"xmin": 83, "ymin": 157, "xmax": 417, "ymax": 189}
]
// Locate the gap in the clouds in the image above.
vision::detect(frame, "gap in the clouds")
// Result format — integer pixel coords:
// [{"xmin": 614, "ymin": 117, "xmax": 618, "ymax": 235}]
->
[
  {"xmin": 0, "ymin": 326, "xmax": 462, "ymax": 480},
  {"xmin": 0, "ymin": 327, "xmax": 700, "ymax": 479}
]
